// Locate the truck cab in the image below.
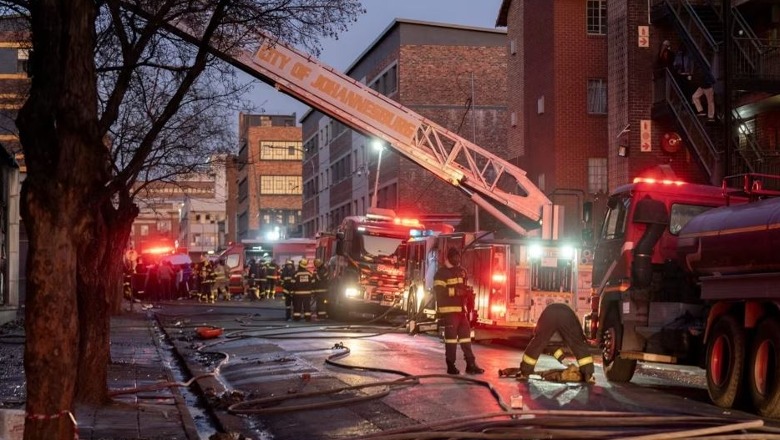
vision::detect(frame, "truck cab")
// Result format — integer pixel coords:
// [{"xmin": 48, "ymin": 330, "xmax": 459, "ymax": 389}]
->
[{"xmin": 587, "ymin": 176, "xmax": 744, "ymax": 382}]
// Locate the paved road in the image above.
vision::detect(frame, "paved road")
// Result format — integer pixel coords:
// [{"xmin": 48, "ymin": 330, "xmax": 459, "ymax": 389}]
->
[{"xmin": 153, "ymin": 299, "xmax": 777, "ymax": 439}]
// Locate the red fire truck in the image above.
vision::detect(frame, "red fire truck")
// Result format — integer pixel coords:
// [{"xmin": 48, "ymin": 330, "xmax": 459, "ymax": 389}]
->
[
  {"xmin": 220, "ymin": 238, "xmax": 316, "ymax": 296},
  {"xmin": 586, "ymin": 173, "xmax": 780, "ymax": 417},
  {"xmin": 403, "ymin": 232, "xmax": 592, "ymax": 336},
  {"xmin": 316, "ymin": 209, "xmax": 424, "ymax": 320}
]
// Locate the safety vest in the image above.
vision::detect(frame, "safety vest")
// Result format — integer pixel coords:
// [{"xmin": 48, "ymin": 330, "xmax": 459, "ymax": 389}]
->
[{"xmin": 433, "ymin": 265, "xmax": 468, "ymax": 314}]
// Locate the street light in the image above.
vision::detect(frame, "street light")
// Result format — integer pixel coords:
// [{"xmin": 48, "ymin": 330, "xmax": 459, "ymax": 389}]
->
[{"xmin": 371, "ymin": 140, "xmax": 384, "ymax": 208}]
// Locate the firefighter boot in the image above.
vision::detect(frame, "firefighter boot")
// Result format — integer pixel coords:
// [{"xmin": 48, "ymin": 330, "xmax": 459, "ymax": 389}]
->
[
  {"xmin": 465, "ymin": 361, "xmax": 485, "ymax": 375},
  {"xmin": 447, "ymin": 361, "xmax": 460, "ymax": 375}
]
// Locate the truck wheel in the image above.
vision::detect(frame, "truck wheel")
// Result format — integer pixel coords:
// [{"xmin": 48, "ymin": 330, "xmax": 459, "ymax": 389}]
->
[
  {"xmin": 747, "ymin": 318, "xmax": 780, "ymax": 418},
  {"xmin": 706, "ymin": 314, "xmax": 746, "ymax": 409},
  {"xmin": 601, "ymin": 309, "xmax": 636, "ymax": 382}
]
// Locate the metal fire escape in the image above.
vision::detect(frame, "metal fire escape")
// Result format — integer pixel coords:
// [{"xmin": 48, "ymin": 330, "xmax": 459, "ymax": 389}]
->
[{"xmin": 652, "ymin": 0, "xmax": 780, "ymax": 181}]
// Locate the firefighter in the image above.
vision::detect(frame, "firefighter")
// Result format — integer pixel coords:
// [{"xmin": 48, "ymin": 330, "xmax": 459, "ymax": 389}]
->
[
  {"xmin": 280, "ymin": 259, "xmax": 296, "ymax": 320},
  {"xmin": 313, "ymin": 258, "xmax": 330, "ymax": 320},
  {"xmin": 199, "ymin": 259, "xmax": 216, "ymax": 303},
  {"xmin": 516, "ymin": 303, "xmax": 595, "ymax": 383},
  {"xmin": 213, "ymin": 258, "xmax": 229, "ymax": 301},
  {"xmin": 256, "ymin": 258, "xmax": 268, "ymax": 299},
  {"xmin": 291, "ymin": 258, "xmax": 314, "ymax": 321},
  {"xmin": 265, "ymin": 259, "xmax": 280, "ymax": 299},
  {"xmin": 433, "ymin": 247, "xmax": 484, "ymax": 375}
]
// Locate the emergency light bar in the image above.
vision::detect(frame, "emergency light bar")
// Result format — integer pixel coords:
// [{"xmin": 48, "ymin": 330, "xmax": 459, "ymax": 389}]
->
[{"xmin": 633, "ymin": 177, "xmax": 686, "ymax": 186}]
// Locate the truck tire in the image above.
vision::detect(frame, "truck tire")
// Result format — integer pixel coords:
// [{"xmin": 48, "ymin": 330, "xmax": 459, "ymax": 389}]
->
[
  {"xmin": 601, "ymin": 309, "xmax": 636, "ymax": 382},
  {"xmin": 706, "ymin": 314, "xmax": 746, "ymax": 409},
  {"xmin": 747, "ymin": 317, "xmax": 780, "ymax": 418}
]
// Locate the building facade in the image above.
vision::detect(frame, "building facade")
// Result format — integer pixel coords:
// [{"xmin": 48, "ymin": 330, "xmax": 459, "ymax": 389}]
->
[
  {"xmin": 301, "ymin": 20, "xmax": 509, "ymax": 237},
  {"xmin": 236, "ymin": 113, "xmax": 303, "ymax": 241},
  {"xmin": 497, "ymin": 0, "xmax": 610, "ymax": 242},
  {"xmin": 128, "ymin": 154, "xmax": 235, "ymax": 261}
]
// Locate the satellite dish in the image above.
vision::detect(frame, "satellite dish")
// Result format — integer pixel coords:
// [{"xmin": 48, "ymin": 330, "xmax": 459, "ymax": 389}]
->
[{"xmin": 661, "ymin": 132, "xmax": 682, "ymax": 154}]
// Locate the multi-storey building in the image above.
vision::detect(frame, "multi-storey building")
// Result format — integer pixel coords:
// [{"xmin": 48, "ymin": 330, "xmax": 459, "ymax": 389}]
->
[
  {"xmin": 497, "ymin": 0, "xmax": 609, "ymax": 242},
  {"xmin": 301, "ymin": 19, "xmax": 508, "ymax": 237},
  {"xmin": 642, "ymin": 0, "xmax": 780, "ymax": 184},
  {"xmin": 0, "ymin": 16, "xmax": 27, "ymax": 319},
  {"xmin": 236, "ymin": 113, "xmax": 303, "ymax": 241},
  {"xmin": 132, "ymin": 155, "xmax": 233, "ymax": 260}
]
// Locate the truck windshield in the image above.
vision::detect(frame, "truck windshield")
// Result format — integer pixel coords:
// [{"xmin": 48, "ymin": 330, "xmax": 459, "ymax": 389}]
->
[
  {"xmin": 362, "ymin": 235, "xmax": 405, "ymax": 257},
  {"xmin": 669, "ymin": 204, "xmax": 714, "ymax": 235}
]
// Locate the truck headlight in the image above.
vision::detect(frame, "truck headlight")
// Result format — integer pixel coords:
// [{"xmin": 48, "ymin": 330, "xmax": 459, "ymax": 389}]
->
[{"xmin": 345, "ymin": 287, "xmax": 359, "ymax": 298}]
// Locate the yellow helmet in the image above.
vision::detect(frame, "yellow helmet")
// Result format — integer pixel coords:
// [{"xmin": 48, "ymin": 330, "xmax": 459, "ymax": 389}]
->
[
  {"xmin": 314, "ymin": 258, "xmax": 323, "ymax": 267},
  {"xmin": 299, "ymin": 258, "xmax": 309, "ymax": 268}
]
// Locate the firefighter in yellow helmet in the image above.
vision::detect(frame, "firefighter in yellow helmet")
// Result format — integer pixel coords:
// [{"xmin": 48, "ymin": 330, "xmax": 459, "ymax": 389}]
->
[
  {"xmin": 433, "ymin": 247, "xmax": 484, "ymax": 375},
  {"xmin": 516, "ymin": 303, "xmax": 595, "ymax": 383},
  {"xmin": 291, "ymin": 258, "xmax": 314, "ymax": 321}
]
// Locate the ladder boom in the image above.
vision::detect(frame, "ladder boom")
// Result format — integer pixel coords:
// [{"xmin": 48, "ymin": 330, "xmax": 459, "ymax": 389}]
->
[{"xmin": 144, "ymin": 11, "xmax": 552, "ymax": 235}]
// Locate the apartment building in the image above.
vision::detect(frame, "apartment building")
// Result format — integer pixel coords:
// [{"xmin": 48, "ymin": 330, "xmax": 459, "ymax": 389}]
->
[
  {"xmin": 300, "ymin": 19, "xmax": 508, "ymax": 237},
  {"xmin": 497, "ymin": 0, "xmax": 610, "ymax": 242},
  {"xmin": 236, "ymin": 113, "xmax": 303, "ymax": 241}
]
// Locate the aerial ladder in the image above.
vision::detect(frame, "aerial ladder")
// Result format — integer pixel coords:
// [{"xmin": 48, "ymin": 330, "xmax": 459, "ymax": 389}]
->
[{"xmin": 140, "ymin": 11, "xmax": 553, "ymax": 237}]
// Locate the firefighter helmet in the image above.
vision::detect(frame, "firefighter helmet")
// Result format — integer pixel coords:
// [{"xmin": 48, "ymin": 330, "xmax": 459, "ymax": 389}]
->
[
  {"xmin": 299, "ymin": 258, "xmax": 309, "ymax": 268},
  {"xmin": 314, "ymin": 258, "xmax": 323, "ymax": 267}
]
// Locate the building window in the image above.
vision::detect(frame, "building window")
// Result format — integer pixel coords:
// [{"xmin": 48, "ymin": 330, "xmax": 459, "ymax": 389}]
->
[
  {"xmin": 588, "ymin": 158, "xmax": 608, "ymax": 194},
  {"xmin": 369, "ymin": 64, "xmax": 398, "ymax": 96},
  {"xmin": 260, "ymin": 141, "xmax": 303, "ymax": 160},
  {"xmin": 587, "ymin": 0, "xmax": 607, "ymax": 35},
  {"xmin": 587, "ymin": 79, "xmax": 607, "ymax": 114},
  {"xmin": 140, "ymin": 225, "xmax": 149, "ymax": 236},
  {"xmin": 260, "ymin": 175, "xmax": 302, "ymax": 195},
  {"xmin": 17, "ymin": 49, "xmax": 28, "ymax": 74},
  {"xmin": 157, "ymin": 220, "xmax": 171, "ymax": 233}
]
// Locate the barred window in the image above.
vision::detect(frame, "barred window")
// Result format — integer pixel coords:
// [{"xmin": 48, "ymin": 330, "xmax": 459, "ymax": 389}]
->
[
  {"xmin": 587, "ymin": 0, "xmax": 607, "ymax": 35},
  {"xmin": 260, "ymin": 175, "xmax": 302, "ymax": 195},
  {"xmin": 587, "ymin": 79, "xmax": 607, "ymax": 114},
  {"xmin": 260, "ymin": 140, "xmax": 303, "ymax": 160},
  {"xmin": 588, "ymin": 158, "xmax": 608, "ymax": 194}
]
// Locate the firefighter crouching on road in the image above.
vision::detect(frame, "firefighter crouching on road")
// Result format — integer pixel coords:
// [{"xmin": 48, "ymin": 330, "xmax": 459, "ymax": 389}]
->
[
  {"xmin": 517, "ymin": 303, "xmax": 595, "ymax": 383},
  {"xmin": 313, "ymin": 258, "xmax": 330, "ymax": 319},
  {"xmin": 265, "ymin": 259, "xmax": 280, "ymax": 299},
  {"xmin": 434, "ymin": 247, "xmax": 484, "ymax": 375},
  {"xmin": 281, "ymin": 260, "xmax": 296, "ymax": 320},
  {"xmin": 291, "ymin": 259, "xmax": 314, "ymax": 321}
]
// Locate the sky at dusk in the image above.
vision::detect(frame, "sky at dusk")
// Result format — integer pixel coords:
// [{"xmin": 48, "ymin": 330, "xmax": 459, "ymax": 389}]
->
[{"xmin": 244, "ymin": 0, "xmax": 505, "ymax": 119}]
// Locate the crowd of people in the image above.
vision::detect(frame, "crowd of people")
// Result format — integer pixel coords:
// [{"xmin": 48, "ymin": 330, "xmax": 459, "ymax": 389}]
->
[{"xmin": 244, "ymin": 257, "xmax": 331, "ymax": 321}]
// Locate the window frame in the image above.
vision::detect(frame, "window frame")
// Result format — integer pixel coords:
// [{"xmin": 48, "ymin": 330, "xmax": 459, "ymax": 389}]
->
[{"xmin": 586, "ymin": 0, "xmax": 607, "ymax": 36}]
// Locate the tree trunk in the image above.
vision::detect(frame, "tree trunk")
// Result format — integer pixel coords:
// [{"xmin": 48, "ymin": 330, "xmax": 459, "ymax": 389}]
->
[
  {"xmin": 18, "ymin": 0, "xmax": 102, "ymax": 438},
  {"xmin": 21, "ymin": 186, "xmax": 81, "ymax": 440},
  {"xmin": 75, "ymin": 198, "xmax": 136, "ymax": 404}
]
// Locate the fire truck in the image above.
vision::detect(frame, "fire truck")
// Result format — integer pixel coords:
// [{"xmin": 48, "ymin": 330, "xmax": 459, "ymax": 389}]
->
[
  {"xmin": 316, "ymin": 209, "xmax": 424, "ymax": 320},
  {"xmin": 151, "ymin": 15, "xmax": 588, "ymax": 329},
  {"xmin": 403, "ymin": 232, "xmax": 592, "ymax": 335},
  {"xmin": 585, "ymin": 172, "xmax": 780, "ymax": 417}
]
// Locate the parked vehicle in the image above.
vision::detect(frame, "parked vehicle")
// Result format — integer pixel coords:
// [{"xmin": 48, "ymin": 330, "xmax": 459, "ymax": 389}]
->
[
  {"xmin": 586, "ymin": 173, "xmax": 780, "ymax": 417},
  {"xmin": 220, "ymin": 238, "xmax": 316, "ymax": 296}
]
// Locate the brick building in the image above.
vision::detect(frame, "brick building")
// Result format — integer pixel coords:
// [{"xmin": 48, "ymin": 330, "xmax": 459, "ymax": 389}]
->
[
  {"xmin": 236, "ymin": 113, "xmax": 303, "ymax": 241},
  {"xmin": 301, "ymin": 20, "xmax": 508, "ymax": 237},
  {"xmin": 497, "ymin": 0, "xmax": 609, "ymax": 242}
]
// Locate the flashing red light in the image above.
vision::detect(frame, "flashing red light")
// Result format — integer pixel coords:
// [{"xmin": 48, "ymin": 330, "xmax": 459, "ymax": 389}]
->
[
  {"xmin": 632, "ymin": 177, "xmax": 686, "ymax": 186},
  {"xmin": 144, "ymin": 246, "xmax": 174, "ymax": 255},
  {"xmin": 492, "ymin": 273, "xmax": 507, "ymax": 283},
  {"xmin": 393, "ymin": 217, "xmax": 421, "ymax": 227}
]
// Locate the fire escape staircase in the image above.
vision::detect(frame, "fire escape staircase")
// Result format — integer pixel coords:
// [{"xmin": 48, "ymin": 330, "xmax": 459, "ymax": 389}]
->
[{"xmin": 651, "ymin": 0, "xmax": 779, "ymax": 179}]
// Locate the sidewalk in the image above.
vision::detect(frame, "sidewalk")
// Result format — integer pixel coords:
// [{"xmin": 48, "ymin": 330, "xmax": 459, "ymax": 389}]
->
[
  {"xmin": 0, "ymin": 307, "xmax": 200, "ymax": 440},
  {"xmin": 75, "ymin": 310, "xmax": 200, "ymax": 440}
]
